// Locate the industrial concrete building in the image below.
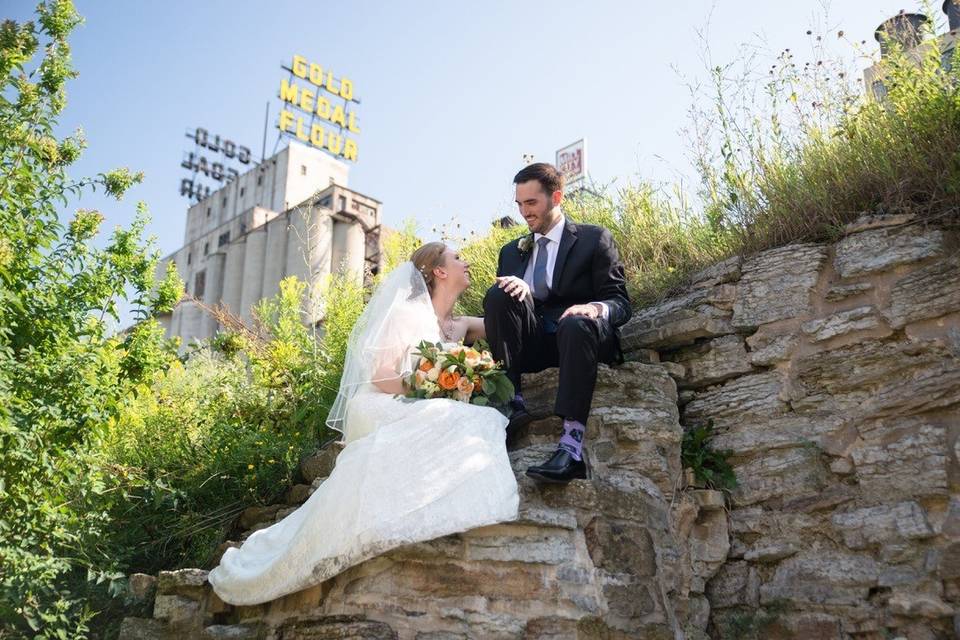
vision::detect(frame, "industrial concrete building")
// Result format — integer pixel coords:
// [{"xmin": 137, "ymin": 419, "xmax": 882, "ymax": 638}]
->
[{"xmin": 156, "ymin": 141, "xmax": 382, "ymax": 348}]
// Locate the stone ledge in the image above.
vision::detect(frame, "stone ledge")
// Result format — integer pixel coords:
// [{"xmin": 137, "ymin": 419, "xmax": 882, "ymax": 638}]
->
[{"xmin": 121, "ymin": 362, "xmax": 690, "ymax": 639}]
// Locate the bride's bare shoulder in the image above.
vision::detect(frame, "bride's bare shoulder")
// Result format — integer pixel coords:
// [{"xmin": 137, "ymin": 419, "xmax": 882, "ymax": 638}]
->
[{"xmin": 455, "ymin": 316, "xmax": 485, "ymax": 344}]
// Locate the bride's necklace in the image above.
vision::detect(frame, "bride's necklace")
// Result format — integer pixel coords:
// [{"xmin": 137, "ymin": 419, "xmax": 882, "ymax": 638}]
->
[{"xmin": 438, "ymin": 315, "xmax": 456, "ymax": 341}]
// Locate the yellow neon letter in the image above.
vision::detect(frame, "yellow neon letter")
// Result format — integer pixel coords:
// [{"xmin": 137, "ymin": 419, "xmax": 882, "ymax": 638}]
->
[
  {"xmin": 295, "ymin": 117, "xmax": 309, "ymax": 142},
  {"xmin": 347, "ymin": 111, "xmax": 360, "ymax": 134},
  {"xmin": 299, "ymin": 87, "xmax": 315, "ymax": 113},
  {"xmin": 292, "ymin": 55, "xmax": 308, "ymax": 78},
  {"xmin": 279, "ymin": 78, "xmax": 298, "ymax": 104},
  {"xmin": 310, "ymin": 124, "xmax": 325, "ymax": 147},
  {"xmin": 309, "ymin": 63, "xmax": 324, "ymax": 87},
  {"xmin": 344, "ymin": 138, "xmax": 358, "ymax": 161},
  {"xmin": 325, "ymin": 70, "xmax": 339, "ymax": 96},
  {"xmin": 315, "ymin": 97, "xmax": 331, "ymax": 120},
  {"xmin": 278, "ymin": 109, "xmax": 294, "ymax": 132},
  {"xmin": 327, "ymin": 133, "xmax": 343, "ymax": 155},
  {"xmin": 330, "ymin": 105, "xmax": 346, "ymax": 128},
  {"xmin": 340, "ymin": 78, "xmax": 354, "ymax": 101}
]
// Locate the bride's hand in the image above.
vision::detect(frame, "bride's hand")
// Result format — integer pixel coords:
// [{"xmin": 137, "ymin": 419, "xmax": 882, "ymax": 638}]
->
[{"xmin": 495, "ymin": 276, "xmax": 531, "ymax": 302}]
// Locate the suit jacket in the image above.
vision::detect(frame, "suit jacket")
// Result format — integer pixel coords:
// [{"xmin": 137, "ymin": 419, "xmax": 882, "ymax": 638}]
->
[{"xmin": 496, "ymin": 218, "xmax": 632, "ymax": 361}]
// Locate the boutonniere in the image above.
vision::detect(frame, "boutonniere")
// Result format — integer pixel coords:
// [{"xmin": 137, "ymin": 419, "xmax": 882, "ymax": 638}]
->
[{"xmin": 518, "ymin": 234, "xmax": 534, "ymax": 256}]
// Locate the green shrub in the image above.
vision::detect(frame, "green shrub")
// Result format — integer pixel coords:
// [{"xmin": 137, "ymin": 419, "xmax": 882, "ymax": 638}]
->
[
  {"xmin": 381, "ymin": 218, "xmax": 422, "ymax": 273},
  {"xmin": 681, "ymin": 421, "xmax": 737, "ymax": 493},
  {"xmin": 0, "ymin": 2, "xmax": 183, "ymax": 637},
  {"xmin": 99, "ymin": 274, "xmax": 366, "ymax": 572}
]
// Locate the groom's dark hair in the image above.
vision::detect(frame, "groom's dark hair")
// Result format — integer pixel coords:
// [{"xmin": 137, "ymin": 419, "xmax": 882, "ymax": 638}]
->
[{"xmin": 514, "ymin": 162, "xmax": 564, "ymax": 196}]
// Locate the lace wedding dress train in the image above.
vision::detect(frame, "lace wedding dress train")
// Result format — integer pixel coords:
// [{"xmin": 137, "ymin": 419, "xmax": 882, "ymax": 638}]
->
[{"xmin": 208, "ymin": 385, "xmax": 518, "ymax": 605}]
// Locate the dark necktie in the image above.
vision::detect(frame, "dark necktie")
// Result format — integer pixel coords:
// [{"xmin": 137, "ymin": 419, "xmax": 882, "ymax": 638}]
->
[{"xmin": 532, "ymin": 237, "xmax": 551, "ymax": 301}]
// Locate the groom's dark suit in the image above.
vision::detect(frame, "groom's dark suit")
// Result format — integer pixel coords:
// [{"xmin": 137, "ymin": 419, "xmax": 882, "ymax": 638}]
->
[{"xmin": 483, "ymin": 217, "xmax": 631, "ymax": 424}]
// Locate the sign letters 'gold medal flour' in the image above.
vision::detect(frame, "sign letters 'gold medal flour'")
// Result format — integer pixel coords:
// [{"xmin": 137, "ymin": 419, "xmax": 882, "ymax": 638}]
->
[{"xmin": 277, "ymin": 55, "xmax": 360, "ymax": 161}]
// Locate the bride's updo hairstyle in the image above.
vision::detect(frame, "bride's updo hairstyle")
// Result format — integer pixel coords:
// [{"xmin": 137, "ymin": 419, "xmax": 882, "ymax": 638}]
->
[{"xmin": 410, "ymin": 242, "xmax": 447, "ymax": 293}]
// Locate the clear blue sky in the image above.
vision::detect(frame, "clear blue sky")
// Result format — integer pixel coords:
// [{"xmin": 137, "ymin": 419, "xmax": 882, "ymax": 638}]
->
[{"xmin": 6, "ymin": 1, "xmax": 945, "ymax": 266}]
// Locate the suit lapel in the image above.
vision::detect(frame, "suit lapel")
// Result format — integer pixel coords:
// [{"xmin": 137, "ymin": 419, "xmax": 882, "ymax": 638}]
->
[
  {"xmin": 511, "ymin": 237, "xmax": 532, "ymax": 278},
  {"xmin": 551, "ymin": 219, "xmax": 578, "ymax": 290}
]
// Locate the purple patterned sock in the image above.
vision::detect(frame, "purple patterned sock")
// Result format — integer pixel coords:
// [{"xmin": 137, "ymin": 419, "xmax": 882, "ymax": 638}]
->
[{"xmin": 557, "ymin": 418, "xmax": 585, "ymax": 461}]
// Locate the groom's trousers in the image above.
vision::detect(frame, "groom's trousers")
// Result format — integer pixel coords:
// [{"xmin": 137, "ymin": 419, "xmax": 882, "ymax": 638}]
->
[{"xmin": 483, "ymin": 285, "xmax": 618, "ymax": 424}]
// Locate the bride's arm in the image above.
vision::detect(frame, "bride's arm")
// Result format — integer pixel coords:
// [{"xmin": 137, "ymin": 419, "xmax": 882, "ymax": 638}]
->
[
  {"xmin": 369, "ymin": 345, "xmax": 410, "ymax": 395},
  {"xmin": 371, "ymin": 364, "xmax": 406, "ymax": 395},
  {"xmin": 463, "ymin": 316, "xmax": 486, "ymax": 344}
]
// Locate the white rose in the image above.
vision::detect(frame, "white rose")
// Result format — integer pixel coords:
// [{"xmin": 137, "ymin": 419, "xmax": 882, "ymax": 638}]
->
[{"xmin": 427, "ymin": 366, "xmax": 440, "ymax": 381}]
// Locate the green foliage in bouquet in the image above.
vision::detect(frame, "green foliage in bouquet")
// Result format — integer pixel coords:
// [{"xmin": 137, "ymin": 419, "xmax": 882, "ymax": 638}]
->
[{"xmin": 404, "ymin": 339, "xmax": 514, "ymax": 406}]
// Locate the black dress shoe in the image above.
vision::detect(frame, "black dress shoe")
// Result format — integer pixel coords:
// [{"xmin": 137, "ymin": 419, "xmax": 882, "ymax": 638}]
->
[
  {"xmin": 525, "ymin": 448, "xmax": 587, "ymax": 484},
  {"xmin": 505, "ymin": 400, "xmax": 534, "ymax": 442}
]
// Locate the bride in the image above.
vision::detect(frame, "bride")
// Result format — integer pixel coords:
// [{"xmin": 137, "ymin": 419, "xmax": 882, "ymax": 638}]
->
[{"xmin": 208, "ymin": 242, "xmax": 520, "ymax": 605}]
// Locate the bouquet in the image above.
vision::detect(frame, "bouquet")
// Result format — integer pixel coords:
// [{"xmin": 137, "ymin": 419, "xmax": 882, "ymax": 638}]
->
[{"xmin": 404, "ymin": 339, "xmax": 514, "ymax": 406}]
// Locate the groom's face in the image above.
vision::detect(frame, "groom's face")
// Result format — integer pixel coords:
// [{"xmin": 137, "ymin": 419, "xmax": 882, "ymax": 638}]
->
[{"xmin": 515, "ymin": 180, "xmax": 562, "ymax": 235}]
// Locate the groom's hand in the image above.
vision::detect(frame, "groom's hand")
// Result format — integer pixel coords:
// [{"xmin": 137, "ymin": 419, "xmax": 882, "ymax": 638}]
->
[
  {"xmin": 560, "ymin": 303, "xmax": 600, "ymax": 320},
  {"xmin": 495, "ymin": 276, "xmax": 531, "ymax": 302}
]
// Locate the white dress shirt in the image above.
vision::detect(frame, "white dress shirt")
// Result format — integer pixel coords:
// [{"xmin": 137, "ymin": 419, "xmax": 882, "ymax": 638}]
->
[{"xmin": 522, "ymin": 213, "xmax": 609, "ymax": 320}]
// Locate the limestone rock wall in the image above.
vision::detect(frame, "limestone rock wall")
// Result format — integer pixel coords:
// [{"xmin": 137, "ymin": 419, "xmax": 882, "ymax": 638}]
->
[
  {"xmin": 121, "ymin": 213, "xmax": 959, "ymax": 639},
  {"xmin": 120, "ymin": 363, "xmax": 708, "ymax": 639},
  {"xmin": 621, "ymin": 213, "xmax": 960, "ymax": 639}
]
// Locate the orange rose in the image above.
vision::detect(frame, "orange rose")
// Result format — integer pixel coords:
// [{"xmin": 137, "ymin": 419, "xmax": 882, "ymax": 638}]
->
[
  {"xmin": 418, "ymin": 358, "xmax": 433, "ymax": 373},
  {"xmin": 457, "ymin": 376, "xmax": 475, "ymax": 395},
  {"xmin": 438, "ymin": 370, "xmax": 461, "ymax": 390}
]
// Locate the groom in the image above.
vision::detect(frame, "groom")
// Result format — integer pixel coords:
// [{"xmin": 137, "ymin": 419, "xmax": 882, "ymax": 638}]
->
[{"xmin": 483, "ymin": 162, "xmax": 631, "ymax": 483}]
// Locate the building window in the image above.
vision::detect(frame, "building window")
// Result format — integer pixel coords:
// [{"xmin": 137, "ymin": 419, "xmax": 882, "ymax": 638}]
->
[
  {"xmin": 301, "ymin": 165, "xmax": 307, "ymax": 176},
  {"xmin": 204, "ymin": 242, "xmax": 209, "ymax": 255},
  {"xmin": 187, "ymin": 251, "xmax": 192, "ymax": 265},
  {"xmin": 240, "ymin": 186, "xmax": 245, "ymax": 197},
  {"xmin": 218, "ymin": 231, "xmax": 230, "ymax": 247},
  {"xmin": 338, "ymin": 195, "xmax": 346, "ymax": 211},
  {"xmin": 206, "ymin": 207, "xmax": 211, "ymax": 217},
  {"xmin": 240, "ymin": 222, "xmax": 247, "ymax": 234},
  {"xmin": 257, "ymin": 175, "xmax": 263, "ymax": 186},
  {"xmin": 194, "ymin": 270, "xmax": 206, "ymax": 299},
  {"xmin": 222, "ymin": 196, "xmax": 227, "ymax": 207},
  {"xmin": 318, "ymin": 195, "xmax": 332, "ymax": 208}
]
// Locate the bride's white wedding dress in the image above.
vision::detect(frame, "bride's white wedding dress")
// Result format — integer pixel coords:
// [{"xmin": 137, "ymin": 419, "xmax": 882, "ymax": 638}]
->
[{"xmin": 208, "ymin": 263, "xmax": 519, "ymax": 606}]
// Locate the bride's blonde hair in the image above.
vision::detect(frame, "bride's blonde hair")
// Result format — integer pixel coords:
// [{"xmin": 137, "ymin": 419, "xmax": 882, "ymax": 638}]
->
[{"xmin": 410, "ymin": 242, "xmax": 447, "ymax": 293}]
